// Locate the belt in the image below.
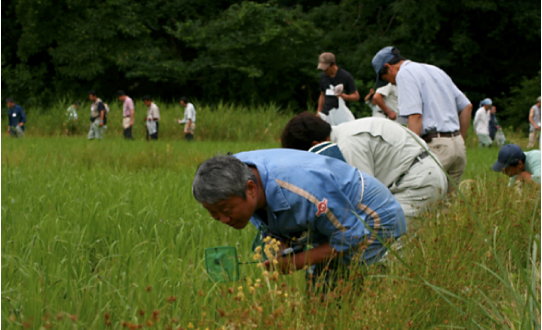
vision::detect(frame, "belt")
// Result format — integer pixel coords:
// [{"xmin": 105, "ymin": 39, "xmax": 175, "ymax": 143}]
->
[
  {"xmin": 422, "ymin": 131, "xmax": 460, "ymax": 143},
  {"xmin": 410, "ymin": 151, "xmax": 429, "ymax": 167}
]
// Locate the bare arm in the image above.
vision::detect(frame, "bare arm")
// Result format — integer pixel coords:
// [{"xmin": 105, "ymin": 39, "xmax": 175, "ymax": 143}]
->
[
  {"xmin": 372, "ymin": 93, "xmax": 396, "ymax": 120},
  {"xmin": 130, "ymin": 109, "xmax": 135, "ymax": 126},
  {"xmin": 407, "ymin": 114, "xmax": 423, "ymax": 136},
  {"xmin": 271, "ymin": 242, "xmax": 338, "ymax": 274},
  {"xmin": 338, "ymin": 90, "xmax": 360, "ymax": 102},
  {"xmin": 317, "ymin": 92, "xmax": 325, "ymax": 114},
  {"xmin": 100, "ymin": 110, "xmax": 105, "ymax": 126},
  {"xmin": 364, "ymin": 88, "xmax": 375, "ymax": 102},
  {"xmin": 458, "ymin": 103, "xmax": 473, "ymax": 140}
]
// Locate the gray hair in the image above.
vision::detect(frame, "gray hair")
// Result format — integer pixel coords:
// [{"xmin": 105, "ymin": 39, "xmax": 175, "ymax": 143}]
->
[{"xmin": 192, "ymin": 155, "xmax": 256, "ymax": 204}]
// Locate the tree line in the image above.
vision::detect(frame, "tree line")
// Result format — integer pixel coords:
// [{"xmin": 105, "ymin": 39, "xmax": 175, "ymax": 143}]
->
[{"xmin": 2, "ymin": 0, "xmax": 540, "ymax": 129}]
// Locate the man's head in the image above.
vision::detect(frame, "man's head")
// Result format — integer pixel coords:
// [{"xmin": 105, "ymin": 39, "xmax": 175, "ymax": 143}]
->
[
  {"xmin": 88, "ymin": 90, "xmax": 97, "ymax": 102},
  {"xmin": 372, "ymin": 46, "xmax": 405, "ymax": 85},
  {"xmin": 143, "ymin": 95, "xmax": 152, "ymax": 107},
  {"xmin": 480, "ymin": 98, "xmax": 492, "ymax": 110},
  {"xmin": 491, "ymin": 144, "xmax": 526, "ymax": 177},
  {"xmin": 73, "ymin": 101, "xmax": 81, "ymax": 109},
  {"xmin": 117, "ymin": 90, "xmax": 126, "ymax": 102},
  {"xmin": 193, "ymin": 155, "xmax": 259, "ymax": 230},
  {"xmin": 537, "ymin": 96, "xmax": 541, "ymax": 107},
  {"xmin": 281, "ymin": 112, "xmax": 331, "ymax": 150},
  {"xmin": 317, "ymin": 52, "xmax": 337, "ymax": 76},
  {"xmin": 180, "ymin": 96, "xmax": 188, "ymax": 107},
  {"xmin": 491, "ymin": 106, "xmax": 497, "ymax": 114},
  {"xmin": 6, "ymin": 97, "xmax": 15, "ymax": 108}
]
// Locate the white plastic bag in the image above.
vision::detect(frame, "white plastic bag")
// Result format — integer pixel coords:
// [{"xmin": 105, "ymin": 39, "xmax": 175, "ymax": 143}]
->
[
  {"xmin": 319, "ymin": 97, "xmax": 355, "ymax": 126},
  {"xmin": 146, "ymin": 117, "xmax": 157, "ymax": 135},
  {"xmin": 495, "ymin": 128, "xmax": 505, "ymax": 146}
]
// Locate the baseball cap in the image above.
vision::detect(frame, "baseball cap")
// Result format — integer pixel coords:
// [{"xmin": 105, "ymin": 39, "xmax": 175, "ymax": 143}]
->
[
  {"xmin": 481, "ymin": 98, "xmax": 492, "ymax": 106},
  {"xmin": 491, "ymin": 144, "xmax": 525, "ymax": 172},
  {"xmin": 317, "ymin": 52, "xmax": 336, "ymax": 70},
  {"xmin": 537, "ymin": 96, "xmax": 541, "ymax": 102},
  {"xmin": 371, "ymin": 46, "xmax": 399, "ymax": 85}
]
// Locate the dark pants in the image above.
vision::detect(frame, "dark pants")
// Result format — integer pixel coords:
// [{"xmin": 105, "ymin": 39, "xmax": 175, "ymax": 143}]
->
[
  {"xmin": 146, "ymin": 122, "xmax": 159, "ymax": 140},
  {"xmin": 185, "ymin": 133, "xmax": 194, "ymax": 141},
  {"xmin": 123, "ymin": 126, "xmax": 133, "ymax": 140}
]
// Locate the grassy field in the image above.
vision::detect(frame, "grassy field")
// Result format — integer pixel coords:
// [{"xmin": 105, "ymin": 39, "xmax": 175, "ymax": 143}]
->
[{"xmin": 1, "ymin": 120, "xmax": 540, "ymax": 329}]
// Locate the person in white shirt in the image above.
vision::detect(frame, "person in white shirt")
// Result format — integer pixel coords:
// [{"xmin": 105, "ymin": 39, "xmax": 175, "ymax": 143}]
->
[
  {"xmin": 371, "ymin": 83, "xmax": 408, "ymax": 125},
  {"xmin": 473, "ymin": 98, "xmax": 493, "ymax": 147},
  {"xmin": 178, "ymin": 97, "xmax": 196, "ymax": 141},
  {"xmin": 143, "ymin": 95, "xmax": 160, "ymax": 140},
  {"xmin": 281, "ymin": 113, "xmax": 447, "ymax": 220},
  {"xmin": 371, "ymin": 47, "xmax": 472, "ymax": 193}
]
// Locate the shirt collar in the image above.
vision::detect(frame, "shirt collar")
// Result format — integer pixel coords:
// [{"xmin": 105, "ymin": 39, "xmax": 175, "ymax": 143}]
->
[{"xmin": 242, "ymin": 160, "xmax": 291, "ymax": 212}]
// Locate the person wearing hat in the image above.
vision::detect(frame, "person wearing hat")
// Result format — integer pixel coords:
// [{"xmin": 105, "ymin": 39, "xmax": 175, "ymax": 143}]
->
[
  {"xmin": 316, "ymin": 52, "xmax": 359, "ymax": 119},
  {"xmin": 473, "ymin": 98, "xmax": 493, "ymax": 147},
  {"xmin": 492, "ymin": 144, "xmax": 541, "ymax": 185},
  {"xmin": 371, "ymin": 46, "xmax": 473, "ymax": 193},
  {"xmin": 527, "ymin": 96, "xmax": 541, "ymax": 149}
]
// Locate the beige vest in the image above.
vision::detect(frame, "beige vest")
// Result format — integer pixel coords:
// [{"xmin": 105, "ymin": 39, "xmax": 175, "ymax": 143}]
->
[{"xmin": 90, "ymin": 98, "xmax": 103, "ymax": 118}]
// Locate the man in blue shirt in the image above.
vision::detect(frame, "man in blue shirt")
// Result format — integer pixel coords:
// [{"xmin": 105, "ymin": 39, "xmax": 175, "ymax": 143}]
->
[
  {"xmin": 371, "ymin": 47, "xmax": 472, "ymax": 193},
  {"xmin": 192, "ymin": 150, "xmax": 406, "ymax": 289},
  {"xmin": 6, "ymin": 97, "xmax": 27, "ymax": 138}
]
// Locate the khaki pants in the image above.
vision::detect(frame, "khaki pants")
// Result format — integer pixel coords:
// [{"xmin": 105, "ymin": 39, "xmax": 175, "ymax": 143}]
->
[
  {"xmin": 427, "ymin": 135, "xmax": 466, "ymax": 193},
  {"xmin": 184, "ymin": 122, "xmax": 196, "ymax": 135},
  {"xmin": 389, "ymin": 154, "xmax": 448, "ymax": 219},
  {"xmin": 527, "ymin": 130, "xmax": 540, "ymax": 148}
]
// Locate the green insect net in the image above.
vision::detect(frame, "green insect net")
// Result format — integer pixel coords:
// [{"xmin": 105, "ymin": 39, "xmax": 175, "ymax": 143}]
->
[{"xmin": 205, "ymin": 246, "xmax": 240, "ymax": 283}]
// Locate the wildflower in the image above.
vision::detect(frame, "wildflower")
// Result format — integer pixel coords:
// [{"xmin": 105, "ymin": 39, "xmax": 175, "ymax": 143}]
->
[
  {"xmin": 262, "ymin": 271, "xmax": 269, "ymax": 277},
  {"xmin": 263, "ymin": 236, "xmax": 271, "ymax": 243},
  {"xmin": 284, "ymin": 293, "xmax": 288, "ymax": 298},
  {"xmin": 254, "ymin": 246, "xmax": 262, "ymax": 253},
  {"xmin": 187, "ymin": 322, "xmax": 194, "ymax": 329},
  {"xmin": 138, "ymin": 310, "xmax": 145, "ymax": 316},
  {"xmin": 68, "ymin": 314, "xmax": 78, "ymax": 322},
  {"xmin": 146, "ymin": 286, "xmax": 152, "ymax": 292},
  {"xmin": 253, "ymin": 254, "xmax": 261, "ymax": 260},
  {"xmin": 237, "ymin": 286, "xmax": 243, "ymax": 291},
  {"xmin": 272, "ymin": 259, "xmax": 279, "ymax": 265},
  {"xmin": 9, "ymin": 314, "xmax": 15, "ymax": 322},
  {"xmin": 167, "ymin": 296, "xmax": 177, "ymax": 303},
  {"xmin": 249, "ymin": 286, "xmax": 255, "ymax": 294},
  {"xmin": 237, "ymin": 291, "xmax": 244, "ymax": 298}
]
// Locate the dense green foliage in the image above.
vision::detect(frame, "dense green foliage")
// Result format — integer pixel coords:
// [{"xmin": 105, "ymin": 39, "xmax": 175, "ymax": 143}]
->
[
  {"xmin": 2, "ymin": 136, "xmax": 540, "ymax": 329},
  {"xmin": 2, "ymin": 0, "xmax": 540, "ymax": 127}
]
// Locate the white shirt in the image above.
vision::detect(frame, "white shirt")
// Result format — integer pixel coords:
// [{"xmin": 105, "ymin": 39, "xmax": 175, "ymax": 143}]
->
[
  {"xmin": 375, "ymin": 83, "xmax": 408, "ymax": 125},
  {"xmin": 146, "ymin": 102, "xmax": 160, "ymax": 121},
  {"xmin": 473, "ymin": 107, "xmax": 490, "ymax": 135},
  {"xmin": 182, "ymin": 103, "xmax": 196, "ymax": 123},
  {"xmin": 396, "ymin": 60, "xmax": 471, "ymax": 135},
  {"xmin": 330, "ymin": 117, "xmax": 431, "ymax": 187}
]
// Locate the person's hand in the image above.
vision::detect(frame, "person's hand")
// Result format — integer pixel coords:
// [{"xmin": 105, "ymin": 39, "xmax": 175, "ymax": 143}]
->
[
  {"xmin": 496, "ymin": 125, "xmax": 501, "ymax": 129},
  {"xmin": 536, "ymin": 126, "xmax": 541, "ymax": 131},
  {"xmin": 130, "ymin": 120, "xmax": 134, "ymax": 127},
  {"xmin": 263, "ymin": 258, "xmax": 292, "ymax": 275},
  {"xmin": 7, "ymin": 127, "xmax": 10, "ymax": 133},
  {"xmin": 19, "ymin": 122, "xmax": 24, "ymax": 127},
  {"xmin": 99, "ymin": 122, "xmax": 104, "ymax": 127},
  {"xmin": 388, "ymin": 112, "xmax": 397, "ymax": 120}
]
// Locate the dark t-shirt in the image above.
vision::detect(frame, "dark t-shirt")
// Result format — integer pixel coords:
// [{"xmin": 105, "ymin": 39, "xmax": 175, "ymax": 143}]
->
[{"xmin": 319, "ymin": 67, "xmax": 357, "ymax": 114}]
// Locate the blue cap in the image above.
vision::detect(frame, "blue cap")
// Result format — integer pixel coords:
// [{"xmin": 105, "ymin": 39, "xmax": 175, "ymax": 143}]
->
[
  {"xmin": 491, "ymin": 144, "xmax": 525, "ymax": 172},
  {"xmin": 372, "ymin": 46, "xmax": 397, "ymax": 84},
  {"xmin": 481, "ymin": 98, "xmax": 492, "ymax": 106}
]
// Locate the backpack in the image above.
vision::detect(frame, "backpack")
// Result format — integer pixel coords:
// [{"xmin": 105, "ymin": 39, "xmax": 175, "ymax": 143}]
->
[{"xmin": 103, "ymin": 103, "xmax": 110, "ymax": 116}]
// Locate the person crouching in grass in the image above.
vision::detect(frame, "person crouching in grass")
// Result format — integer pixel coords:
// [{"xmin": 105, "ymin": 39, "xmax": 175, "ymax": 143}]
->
[
  {"xmin": 491, "ymin": 144, "xmax": 541, "ymax": 185},
  {"xmin": 192, "ymin": 150, "xmax": 406, "ymax": 294}
]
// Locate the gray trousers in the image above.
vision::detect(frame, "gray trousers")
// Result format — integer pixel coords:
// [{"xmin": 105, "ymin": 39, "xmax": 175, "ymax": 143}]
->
[{"xmin": 87, "ymin": 120, "xmax": 104, "ymax": 140}]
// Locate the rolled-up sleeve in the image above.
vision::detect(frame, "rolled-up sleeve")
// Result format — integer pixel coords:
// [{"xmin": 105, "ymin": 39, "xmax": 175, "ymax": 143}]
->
[{"xmin": 397, "ymin": 71, "xmax": 423, "ymax": 117}]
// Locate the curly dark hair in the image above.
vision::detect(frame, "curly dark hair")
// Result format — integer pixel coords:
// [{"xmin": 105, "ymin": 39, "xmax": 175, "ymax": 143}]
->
[{"xmin": 281, "ymin": 112, "xmax": 331, "ymax": 150}]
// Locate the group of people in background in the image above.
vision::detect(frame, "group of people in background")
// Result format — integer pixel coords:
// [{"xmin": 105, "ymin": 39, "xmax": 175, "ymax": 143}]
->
[{"xmin": 60, "ymin": 91, "xmax": 197, "ymax": 141}]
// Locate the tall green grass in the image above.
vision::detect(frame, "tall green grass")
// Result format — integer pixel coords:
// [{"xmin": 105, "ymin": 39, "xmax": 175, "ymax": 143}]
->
[
  {"xmin": 3, "ymin": 98, "xmax": 292, "ymax": 143},
  {"xmin": 2, "ymin": 137, "xmax": 539, "ymax": 329}
]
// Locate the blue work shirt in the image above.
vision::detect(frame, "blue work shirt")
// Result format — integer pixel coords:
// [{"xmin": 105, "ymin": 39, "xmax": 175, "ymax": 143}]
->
[
  {"xmin": 235, "ymin": 149, "xmax": 406, "ymax": 265},
  {"xmin": 308, "ymin": 142, "xmax": 346, "ymax": 162},
  {"xmin": 8, "ymin": 104, "xmax": 27, "ymax": 130}
]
